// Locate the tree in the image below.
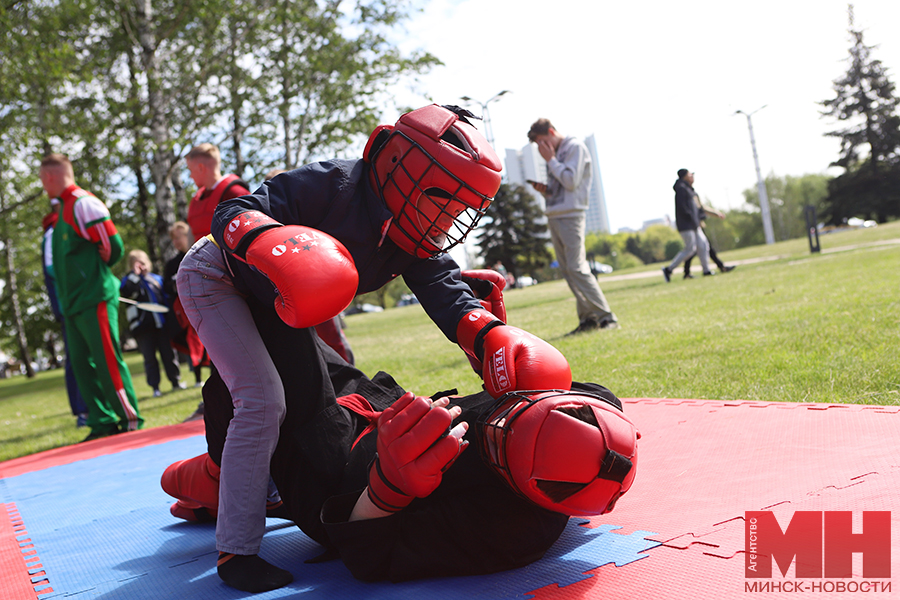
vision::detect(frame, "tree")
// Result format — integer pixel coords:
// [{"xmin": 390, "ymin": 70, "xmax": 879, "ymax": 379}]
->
[
  {"xmin": 819, "ymin": 4, "xmax": 900, "ymax": 224},
  {"xmin": 740, "ymin": 174, "xmax": 830, "ymax": 242},
  {"xmin": 256, "ymin": 0, "xmax": 440, "ymax": 170},
  {"xmin": 623, "ymin": 224, "xmax": 683, "ymax": 264},
  {"xmin": 475, "ymin": 184, "xmax": 551, "ymax": 279},
  {"xmin": 0, "ymin": 0, "xmax": 443, "ymax": 364}
]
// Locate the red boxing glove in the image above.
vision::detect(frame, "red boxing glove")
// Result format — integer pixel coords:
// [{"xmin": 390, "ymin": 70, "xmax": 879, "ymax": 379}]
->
[
  {"xmin": 221, "ymin": 210, "xmax": 283, "ymax": 260},
  {"xmin": 237, "ymin": 222, "xmax": 358, "ymax": 329},
  {"xmin": 460, "ymin": 269, "xmax": 507, "ymax": 323},
  {"xmin": 367, "ymin": 392, "xmax": 467, "ymax": 513},
  {"xmin": 457, "ymin": 310, "xmax": 571, "ymax": 398},
  {"xmin": 460, "ymin": 269, "xmax": 508, "ymax": 374}
]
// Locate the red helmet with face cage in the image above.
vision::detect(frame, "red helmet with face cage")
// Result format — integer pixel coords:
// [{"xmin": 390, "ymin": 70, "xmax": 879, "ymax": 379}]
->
[
  {"xmin": 364, "ymin": 104, "xmax": 502, "ymax": 258},
  {"xmin": 478, "ymin": 390, "xmax": 640, "ymax": 517}
]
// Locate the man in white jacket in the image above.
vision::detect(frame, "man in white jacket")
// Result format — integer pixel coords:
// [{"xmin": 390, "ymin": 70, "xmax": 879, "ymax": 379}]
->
[{"xmin": 528, "ymin": 119, "xmax": 617, "ymax": 335}]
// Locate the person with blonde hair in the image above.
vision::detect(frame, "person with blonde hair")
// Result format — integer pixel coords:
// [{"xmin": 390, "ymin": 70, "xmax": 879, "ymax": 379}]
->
[
  {"xmin": 40, "ymin": 153, "xmax": 142, "ymax": 440},
  {"xmin": 185, "ymin": 143, "xmax": 249, "ymax": 240},
  {"xmin": 121, "ymin": 249, "xmax": 184, "ymax": 396}
]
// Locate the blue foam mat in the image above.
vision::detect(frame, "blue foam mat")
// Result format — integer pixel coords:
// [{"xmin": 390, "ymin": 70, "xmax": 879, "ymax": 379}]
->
[{"xmin": 1, "ymin": 435, "xmax": 658, "ymax": 599}]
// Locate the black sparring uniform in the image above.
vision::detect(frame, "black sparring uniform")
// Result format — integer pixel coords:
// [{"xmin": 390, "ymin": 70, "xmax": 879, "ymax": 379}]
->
[{"xmin": 202, "ymin": 300, "xmax": 622, "ymax": 582}]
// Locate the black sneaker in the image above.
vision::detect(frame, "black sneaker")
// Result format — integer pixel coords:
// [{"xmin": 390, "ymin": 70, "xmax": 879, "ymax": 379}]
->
[
  {"xmin": 81, "ymin": 423, "xmax": 120, "ymax": 443},
  {"xmin": 721, "ymin": 265, "xmax": 735, "ymax": 273},
  {"xmin": 703, "ymin": 271, "xmax": 716, "ymax": 276},
  {"xmin": 662, "ymin": 267, "xmax": 672, "ymax": 282},
  {"xmin": 565, "ymin": 319, "xmax": 601, "ymax": 336},
  {"xmin": 683, "ymin": 273, "xmax": 694, "ymax": 280},
  {"xmin": 598, "ymin": 318, "xmax": 619, "ymax": 330},
  {"xmin": 183, "ymin": 402, "xmax": 205, "ymax": 423}
]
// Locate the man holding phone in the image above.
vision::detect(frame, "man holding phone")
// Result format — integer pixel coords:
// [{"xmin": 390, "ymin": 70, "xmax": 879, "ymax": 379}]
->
[{"xmin": 527, "ymin": 119, "xmax": 617, "ymax": 335}]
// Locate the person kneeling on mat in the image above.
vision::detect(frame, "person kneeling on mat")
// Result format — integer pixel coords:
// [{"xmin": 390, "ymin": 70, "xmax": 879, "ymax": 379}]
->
[{"xmin": 173, "ymin": 104, "xmax": 603, "ymax": 592}]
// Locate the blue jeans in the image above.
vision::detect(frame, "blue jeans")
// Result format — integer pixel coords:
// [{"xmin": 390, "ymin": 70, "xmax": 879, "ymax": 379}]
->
[{"xmin": 176, "ymin": 237, "xmax": 286, "ymax": 555}]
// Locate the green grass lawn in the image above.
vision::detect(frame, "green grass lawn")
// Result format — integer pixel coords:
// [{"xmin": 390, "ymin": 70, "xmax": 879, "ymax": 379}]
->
[{"xmin": 2, "ymin": 223, "xmax": 898, "ymax": 462}]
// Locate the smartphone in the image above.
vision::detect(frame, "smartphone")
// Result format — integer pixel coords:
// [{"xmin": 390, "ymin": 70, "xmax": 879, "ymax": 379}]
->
[{"xmin": 526, "ymin": 179, "xmax": 541, "ymax": 186}]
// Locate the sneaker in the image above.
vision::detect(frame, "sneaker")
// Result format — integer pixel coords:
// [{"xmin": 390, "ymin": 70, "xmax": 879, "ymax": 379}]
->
[
  {"xmin": 153, "ymin": 389, "xmax": 162, "ymax": 397},
  {"xmin": 174, "ymin": 381, "xmax": 188, "ymax": 391},
  {"xmin": 76, "ymin": 413, "xmax": 89, "ymax": 428},
  {"xmin": 662, "ymin": 266, "xmax": 672, "ymax": 283},
  {"xmin": 683, "ymin": 273, "xmax": 694, "ymax": 280},
  {"xmin": 81, "ymin": 423, "xmax": 120, "ymax": 443},
  {"xmin": 598, "ymin": 318, "xmax": 619, "ymax": 330},
  {"xmin": 702, "ymin": 271, "xmax": 716, "ymax": 277},
  {"xmin": 184, "ymin": 402, "xmax": 205, "ymax": 423},
  {"xmin": 565, "ymin": 318, "xmax": 601, "ymax": 336},
  {"xmin": 721, "ymin": 265, "xmax": 735, "ymax": 273},
  {"xmin": 194, "ymin": 381, "xmax": 203, "ymax": 388}
]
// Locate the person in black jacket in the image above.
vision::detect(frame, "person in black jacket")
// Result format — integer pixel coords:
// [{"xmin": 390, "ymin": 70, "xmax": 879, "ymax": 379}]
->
[
  {"xmin": 162, "ymin": 294, "xmax": 640, "ymax": 584},
  {"xmin": 662, "ymin": 169, "xmax": 713, "ymax": 282},
  {"xmin": 120, "ymin": 250, "xmax": 185, "ymax": 396}
]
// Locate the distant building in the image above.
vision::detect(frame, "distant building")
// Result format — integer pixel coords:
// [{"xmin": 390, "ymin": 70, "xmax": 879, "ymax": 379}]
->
[
  {"xmin": 642, "ymin": 216, "xmax": 672, "ymax": 230},
  {"xmin": 504, "ymin": 145, "xmax": 546, "ymax": 211},
  {"xmin": 584, "ymin": 135, "xmax": 610, "ymax": 234},
  {"xmin": 505, "ymin": 134, "xmax": 610, "ymax": 233}
]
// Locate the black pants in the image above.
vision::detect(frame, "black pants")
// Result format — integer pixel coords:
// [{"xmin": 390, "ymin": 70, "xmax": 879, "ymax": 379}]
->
[
  {"xmin": 134, "ymin": 327, "xmax": 181, "ymax": 389},
  {"xmin": 684, "ymin": 245, "xmax": 725, "ymax": 275},
  {"xmin": 202, "ymin": 299, "xmax": 405, "ymax": 545}
]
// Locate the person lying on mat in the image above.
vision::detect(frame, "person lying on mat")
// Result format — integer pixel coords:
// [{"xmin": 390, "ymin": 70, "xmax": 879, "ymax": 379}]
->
[{"xmin": 161, "ymin": 278, "xmax": 640, "ymax": 590}]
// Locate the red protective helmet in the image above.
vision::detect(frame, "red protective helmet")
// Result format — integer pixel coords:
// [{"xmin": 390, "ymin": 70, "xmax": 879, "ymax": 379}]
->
[
  {"xmin": 477, "ymin": 390, "xmax": 640, "ymax": 517},
  {"xmin": 364, "ymin": 104, "xmax": 502, "ymax": 258}
]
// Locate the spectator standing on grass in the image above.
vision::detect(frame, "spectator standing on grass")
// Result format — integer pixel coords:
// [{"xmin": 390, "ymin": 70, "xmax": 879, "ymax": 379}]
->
[
  {"xmin": 41, "ymin": 197, "xmax": 89, "ymax": 427},
  {"xmin": 163, "ymin": 221, "xmax": 210, "ymax": 393},
  {"xmin": 527, "ymin": 119, "xmax": 617, "ymax": 335},
  {"xmin": 662, "ymin": 169, "xmax": 713, "ymax": 282},
  {"xmin": 40, "ymin": 153, "xmax": 142, "ymax": 441},
  {"xmin": 120, "ymin": 249, "xmax": 185, "ymax": 397}
]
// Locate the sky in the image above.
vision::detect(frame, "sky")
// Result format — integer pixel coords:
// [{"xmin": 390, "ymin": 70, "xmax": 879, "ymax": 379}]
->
[{"xmin": 385, "ymin": 0, "xmax": 900, "ymax": 232}]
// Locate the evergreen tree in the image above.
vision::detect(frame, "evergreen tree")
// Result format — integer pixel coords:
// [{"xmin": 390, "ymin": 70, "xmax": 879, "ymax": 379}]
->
[
  {"xmin": 475, "ymin": 184, "xmax": 551, "ymax": 280},
  {"xmin": 820, "ymin": 5, "xmax": 900, "ymax": 224}
]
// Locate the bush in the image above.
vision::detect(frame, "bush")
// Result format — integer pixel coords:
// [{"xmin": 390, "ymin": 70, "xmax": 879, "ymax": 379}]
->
[{"xmin": 665, "ymin": 239, "xmax": 683, "ymax": 260}]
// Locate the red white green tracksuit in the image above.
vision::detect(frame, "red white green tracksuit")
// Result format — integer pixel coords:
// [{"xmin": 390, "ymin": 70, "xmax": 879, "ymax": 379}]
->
[{"xmin": 52, "ymin": 184, "xmax": 142, "ymax": 436}]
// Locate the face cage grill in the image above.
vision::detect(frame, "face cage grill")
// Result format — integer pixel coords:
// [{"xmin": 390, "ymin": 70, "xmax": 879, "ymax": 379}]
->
[
  {"xmin": 373, "ymin": 130, "xmax": 492, "ymax": 257},
  {"xmin": 476, "ymin": 389, "xmax": 624, "ymax": 501}
]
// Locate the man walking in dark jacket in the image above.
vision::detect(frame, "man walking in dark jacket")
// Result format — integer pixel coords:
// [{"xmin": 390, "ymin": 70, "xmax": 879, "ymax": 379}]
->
[{"xmin": 662, "ymin": 169, "xmax": 712, "ymax": 282}]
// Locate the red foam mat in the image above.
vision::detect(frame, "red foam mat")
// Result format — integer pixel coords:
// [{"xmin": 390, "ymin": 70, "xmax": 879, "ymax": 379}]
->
[
  {"xmin": 0, "ymin": 419, "xmax": 204, "ymax": 479},
  {"xmin": 2, "ymin": 400, "xmax": 897, "ymax": 599}
]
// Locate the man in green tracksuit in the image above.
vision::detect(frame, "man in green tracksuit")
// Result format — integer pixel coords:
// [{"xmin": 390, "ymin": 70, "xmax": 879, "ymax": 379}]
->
[{"xmin": 40, "ymin": 154, "xmax": 143, "ymax": 441}]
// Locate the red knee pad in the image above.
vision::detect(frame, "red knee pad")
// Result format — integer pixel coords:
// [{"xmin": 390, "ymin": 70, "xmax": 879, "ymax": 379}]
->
[{"xmin": 161, "ymin": 453, "xmax": 221, "ymax": 510}]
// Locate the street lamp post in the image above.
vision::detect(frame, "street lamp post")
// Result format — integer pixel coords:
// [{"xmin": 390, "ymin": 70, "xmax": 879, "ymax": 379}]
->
[
  {"xmin": 735, "ymin": 106, "xmax": 775, "ymax": 245},
  {"xmin": 460, "ymin": 90, "xmax": 510, "ymax": 149}
]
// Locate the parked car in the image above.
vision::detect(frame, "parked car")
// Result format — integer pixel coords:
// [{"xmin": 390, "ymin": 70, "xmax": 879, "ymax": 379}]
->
[
  {"xmin": 396, "ymin": 294, "xmax": 420, "ymax": 307},
  {"xmin": 345, "ymin": 303, "xmax": 384, "ymax": 315}
]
